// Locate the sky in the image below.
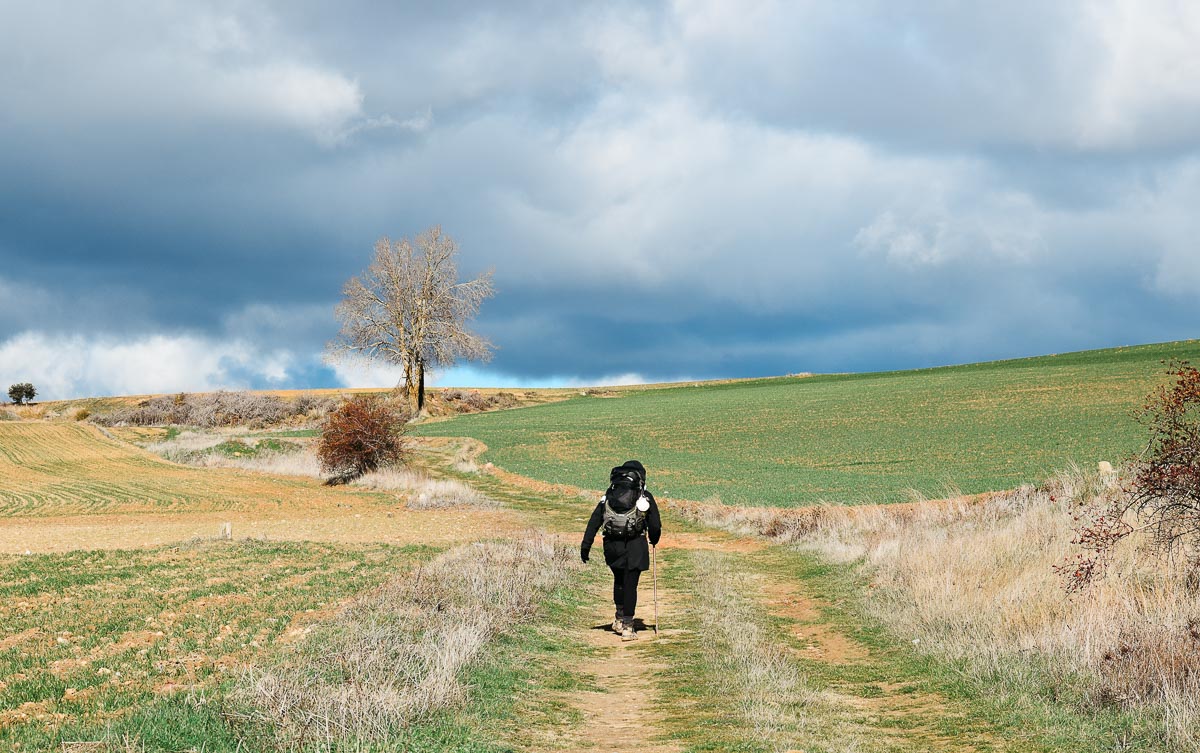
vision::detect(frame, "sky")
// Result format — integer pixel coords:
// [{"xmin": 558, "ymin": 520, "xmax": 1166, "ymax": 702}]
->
[{"xmin": 2, "ymin": 1, "xmax": 1199, "ymax": 400}]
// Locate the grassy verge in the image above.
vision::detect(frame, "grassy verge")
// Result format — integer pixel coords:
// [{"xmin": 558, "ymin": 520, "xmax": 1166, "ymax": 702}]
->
[
  {"xmin": 233, "ymin": 538, "xmax": 573, "ymax": 749},
  {"xmin": 669, "ymin": 493, "xmax": 1186, "ymax": 751},
  {"xmin": 771, "ymin": 544, "xmax": 1172, "ymax": 752}
]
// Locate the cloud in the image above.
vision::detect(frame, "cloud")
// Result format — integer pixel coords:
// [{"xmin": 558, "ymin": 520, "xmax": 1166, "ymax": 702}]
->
[
  {"xmin": 661, "ymin": 0, "xmax": 1200, "ymax": 152},
  {"xmin": 0, "ymin": 2, "xmax": 385, "ymax": 146},
  {"xmin": 0, "ymin": 331, "xmax": 305, "ymax": 400},
  {"xmin": 1, "ymin": 1, "xmax": 1199, "ymax": 396}
]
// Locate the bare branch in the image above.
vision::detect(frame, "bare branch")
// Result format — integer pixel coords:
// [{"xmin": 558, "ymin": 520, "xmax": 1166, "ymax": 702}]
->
[{"xmin": 326, "ymin": 227, "xmax": 497, "ymax": 412}]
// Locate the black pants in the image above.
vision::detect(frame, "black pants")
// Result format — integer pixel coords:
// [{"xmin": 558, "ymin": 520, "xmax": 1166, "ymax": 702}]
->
[{"xmin": 610, "ymin": 567, "xmax": 642, "ymax": 619}]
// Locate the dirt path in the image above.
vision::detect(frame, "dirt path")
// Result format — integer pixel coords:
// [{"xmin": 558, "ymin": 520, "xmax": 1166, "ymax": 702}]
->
[
  {"xmin": 558, "ymin": 610, "xmax": 683, "ymax": 752},
  {"xmin": 526, "ymin": 535, "xmax": 683, "ymax": 753},
  {"xmin": 480, "ymin": 458, "xmax": 1008, "ymax": 753}
]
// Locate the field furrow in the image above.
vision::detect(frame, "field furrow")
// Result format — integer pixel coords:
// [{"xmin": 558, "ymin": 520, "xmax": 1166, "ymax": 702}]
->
[{"xmin": 0, "ymin": 423, "xmax": 394, "ymax": 516}]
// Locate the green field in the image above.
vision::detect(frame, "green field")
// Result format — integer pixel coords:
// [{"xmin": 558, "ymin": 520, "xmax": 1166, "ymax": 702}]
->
[{"xmin": 415, "ymin": 340, "xmax": 1200, "ymax": 505}]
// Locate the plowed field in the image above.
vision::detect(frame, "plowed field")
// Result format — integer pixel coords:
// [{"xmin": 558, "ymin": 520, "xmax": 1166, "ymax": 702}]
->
[{"xmin": 0, "ymin": 422, "xmax": 393, "ymax": 516}]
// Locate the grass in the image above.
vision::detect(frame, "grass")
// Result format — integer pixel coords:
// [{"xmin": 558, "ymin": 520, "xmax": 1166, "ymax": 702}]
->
[
  {"xmin": 408, "ymin": 451, "xmax": 1152, "ymax": 752},
  {"xmin": 0, "ymin": 535, "xmax": 589, "ymax": 752},
  {"xmin": 677, "ymin": 471, "xmax": 1195, "ymax": 751},
  {"xmin": 235, "ymin": 537, "xmax": 572, "ymax": 749},
  {"xmin": 0, "ymin": 538, "xmax": 435, "ymax": 750},
  {"xmin": 414, "ymin": 340, "xmax": 1200, "ymax": 505}
]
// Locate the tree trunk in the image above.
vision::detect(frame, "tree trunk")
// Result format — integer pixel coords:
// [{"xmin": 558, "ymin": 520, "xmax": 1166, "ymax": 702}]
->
[
  {"xmin": 416, "ymin": 361, "xmax": 426, "ymax": 413},
  {"xmin": 406, "ymin": 359, "xmax": 426, "ymax": 414}
]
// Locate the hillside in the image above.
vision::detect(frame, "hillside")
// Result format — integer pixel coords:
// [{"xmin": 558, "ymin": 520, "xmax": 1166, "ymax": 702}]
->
[{"xmin": 414, "ymin": 340, "xmax": 1200, "ymax": 505}]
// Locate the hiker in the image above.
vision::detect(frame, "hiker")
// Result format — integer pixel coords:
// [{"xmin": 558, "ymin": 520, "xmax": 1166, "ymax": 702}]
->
[{"xmin": 580, "ymin": 460, "xmax": 662, "ymax": 641}]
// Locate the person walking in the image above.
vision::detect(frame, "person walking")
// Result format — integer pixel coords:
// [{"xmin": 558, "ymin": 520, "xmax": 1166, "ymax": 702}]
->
[{"xmin": 580, "ymin": 460, "xmax": 662, "ymax": 641}]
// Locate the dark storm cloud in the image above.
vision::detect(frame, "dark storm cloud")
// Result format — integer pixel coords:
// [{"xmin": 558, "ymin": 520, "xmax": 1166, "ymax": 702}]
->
[{"xmin": 1, "ymin": 0, "xmax": 1199, "ymax": 398}]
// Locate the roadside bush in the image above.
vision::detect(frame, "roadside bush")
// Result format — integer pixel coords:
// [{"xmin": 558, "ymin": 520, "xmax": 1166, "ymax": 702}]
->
[
  {"xmin": 1062, "ymin": 361, "xmax": 1200, "ymax": 591},
  {"xmin": 317, "ymin": 396, "xmax": 408, "ymax": 483}
]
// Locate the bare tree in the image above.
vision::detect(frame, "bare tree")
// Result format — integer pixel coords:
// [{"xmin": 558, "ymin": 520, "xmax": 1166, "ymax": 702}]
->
[{"xmin": 328, "ymin": 227, "xmax": 495, "ymax": 413}]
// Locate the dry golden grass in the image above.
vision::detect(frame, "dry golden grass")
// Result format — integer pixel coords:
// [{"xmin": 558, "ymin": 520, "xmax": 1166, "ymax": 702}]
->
[
  {"xmin": 234, "ymin": 536, "xmax": 572, "ymax": 747},
  {"xmin": 678, "ymin": 469, "xmax": 1200, "ymax": 749},
  {"xmin": 0, "ymin": 423, "xmax": 524, "ymax": 554},
  {"xmin": 690, "ymin": 550, "xmax": 819, "ymax": 751},
  {"xmin": 0, "ymin": 423, "xmax": 393, "ymax": 516}
]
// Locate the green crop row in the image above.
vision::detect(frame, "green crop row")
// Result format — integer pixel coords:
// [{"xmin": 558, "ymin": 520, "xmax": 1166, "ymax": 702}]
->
[{"xmin": 415, "ymin": 340, "xmax": 1200, "ymax": 506}]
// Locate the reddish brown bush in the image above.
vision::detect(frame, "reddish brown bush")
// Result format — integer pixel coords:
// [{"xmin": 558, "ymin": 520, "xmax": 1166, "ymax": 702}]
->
[
  {"xmin": 317, "ymin": 396, "xmax": 408, "ymax": 483},
  {"xmin": 1060, "ymin": 361, "xmax": 1200, "ymax": 591}
]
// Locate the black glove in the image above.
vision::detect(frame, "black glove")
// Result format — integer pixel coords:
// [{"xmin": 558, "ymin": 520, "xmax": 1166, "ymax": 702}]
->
[{"xmin": 580, "ymin": 544, "xmax": 590, "ymax": 563}]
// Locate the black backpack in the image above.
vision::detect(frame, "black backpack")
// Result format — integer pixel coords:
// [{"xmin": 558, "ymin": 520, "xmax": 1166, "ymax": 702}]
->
[{"xmin": 602, "ymin": 466, "xmax": 647, "ymax": 537}]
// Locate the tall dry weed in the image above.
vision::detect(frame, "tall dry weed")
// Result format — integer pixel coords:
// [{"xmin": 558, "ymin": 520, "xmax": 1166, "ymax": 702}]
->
[
  {"xmin": 676, "ymin": 469, "xmax": 1200, "ymax": 747},
  {"xmin": 352, "ymin": 468, "xmax": 499, "ymax": 509},
  {"xmin": 692, "ymin": 550, "xmax": 819, "ymax": 752},
  {"xmin": 233, "ymin": 537, "xmax": 572, "ymax": 746}
]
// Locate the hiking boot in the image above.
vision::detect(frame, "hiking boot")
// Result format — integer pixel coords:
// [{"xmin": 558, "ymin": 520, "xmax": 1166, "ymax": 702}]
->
[
  {"xmin": 612, "ymin": 611, "xmax": 624, "ymax": 634},
  {"xmin": 621, "ymin": 621, "xmax": 638, "ymax": 641}
]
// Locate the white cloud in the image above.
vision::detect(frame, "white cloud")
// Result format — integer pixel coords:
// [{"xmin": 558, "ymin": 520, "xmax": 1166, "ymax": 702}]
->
[
  {"xmin": 854, "ymin": 192, "xmax": 1046, "ymax": 266},
  {"xmin": 0, "ymin": 331, "xmax": 297, "ymax": 400},
  {"xmin": 1140, "ymin": 158, "xmax": 1200, "ymax": 296},
  {"xmin": 214, "ymin": 62, "xmax": 364, "ymax": 145},
  {"xmin": 0, "ymin": 2, "xmax": 384, "ymax": 146},
  {"xmin": 326, "ymin": 357, "xmax": 407, "ymax": 391},
  {"xmin": 1080, "ymin": 0, "xmax": 1200, "ymax": 148}
]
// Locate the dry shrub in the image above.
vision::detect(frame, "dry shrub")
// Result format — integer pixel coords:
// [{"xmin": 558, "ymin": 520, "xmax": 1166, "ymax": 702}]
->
[
  {"xmin": 317, "ymin": 396, "xmax": 408, "ymax": 483},
  {"xmin": 142, "ymin": 431, "xmax": 226, "ymax": 460},
  {"xmin": 234, "ymin": 537, "xmax": 572, "ymax": 745},
  {"xmin": 1059, "ymin": 362, "xmax": 1200, "ymax": 592},
  {"xmin": 92, "ymin": 391, "xmax": 336, "ymax": 428},
  {"xmin": 352, "ymin": 468, "xmax": 499, "ymax": 509},
  {"xmin": 12, "ymin": 403, "xmax": 47, "ymax": 420},
  {"xmin": 1096, "ymin": 620, "xmax": 1200, "ymax": 706},
  {"xmin": 143, "ymin": 432, "xmax": 324, "ymax": 477},
  {"xmin": 434, "ymin": 389, "xmax": 519, "ymax": 415},
  {"xmin": 670, "ymin": 497, "xmax": 840, "ymax": 543},
  {"xmin": 450, "ymin": 440, "xmax": 480, "ymax": 473}
]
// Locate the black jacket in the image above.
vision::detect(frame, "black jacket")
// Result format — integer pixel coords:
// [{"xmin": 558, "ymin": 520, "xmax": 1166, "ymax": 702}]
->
[{"xmin": 581, "ymin": 491, "xmax": 662, "ymax": 571}]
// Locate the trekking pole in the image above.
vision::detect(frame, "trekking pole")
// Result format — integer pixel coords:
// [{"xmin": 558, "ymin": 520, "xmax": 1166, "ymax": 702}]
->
[{"xmin": 652, "ymin": 542, "xmax": 659, "ymax": 636}]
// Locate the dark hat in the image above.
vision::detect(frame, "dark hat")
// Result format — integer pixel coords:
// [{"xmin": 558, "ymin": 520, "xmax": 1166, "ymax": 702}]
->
[{"xmin": 619, "ymin": 460, "xmax": 646, "ymax": 484}]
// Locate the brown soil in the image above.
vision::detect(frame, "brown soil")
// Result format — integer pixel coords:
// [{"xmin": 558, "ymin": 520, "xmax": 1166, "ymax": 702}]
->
[
  {"xmin": 531, "ymin": 562, "xmax": 683, "ymax": 753},
  {"xmin": 655, "ymin": 531, "xmax": 764, "ymax": 553},
  {"xmin": 0, "ymin": 507, "xmax": 523, "ymax": 554},
  {"xmin": 756, "ymin": 578, "xmax": 869, "ymax": 663}
]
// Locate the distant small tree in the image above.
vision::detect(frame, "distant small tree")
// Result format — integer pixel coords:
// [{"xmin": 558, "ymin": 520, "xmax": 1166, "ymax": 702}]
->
[
  {"xmin": 327, "ymin": 226, "xmax": 495, "ymax": 414},
  {"xmin": 1060, "ymin": 361, "xmax": 1200, "ymax": 591},
  {"xmin": 316, "ymin": 396, "xmax": 408, "ymax": 484},
  {"xmin": 7, "ymin": 383, "xmax": 35, "ymax": 405}
]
